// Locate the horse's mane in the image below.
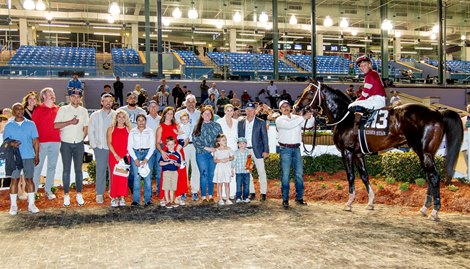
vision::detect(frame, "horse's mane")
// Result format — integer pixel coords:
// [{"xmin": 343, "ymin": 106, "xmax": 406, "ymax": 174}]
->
[{"xmin": 322, "ymin": 83, "xmax": 352, "ymax": 113}]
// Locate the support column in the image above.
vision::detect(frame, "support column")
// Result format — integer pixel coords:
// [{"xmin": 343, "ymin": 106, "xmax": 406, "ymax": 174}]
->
[
  {"xmin": 157, "ymin": 0, "xmax": 163, "ymax": 79},
  {"xmin": 316, "ymin": 34, "xmax": 323, "ymax": 56},
  {"xmin": 437, "ymin": 0, "xmax": 444, "ymax": 85},
  {"xmin": 131, "ymin": 24, "xmax": 138, "ymax": 50},
  {"xmin": 28, "ymin": 26, "xmax": 36, "ymax": 46},
  {"xmin": 19, "ymin": 18, "xmax": 27, "ymax": 45},
  {"xmin": 311, "ymin": 0, "xmax": 317, "ymax": 79},
  {"xmin": 272, "ymin": 0, "xmax": 279, "ymax": 80},
  {"xmin": 229, "ymin": 28, "xmax": 236, "ymax": 52},
  {"xmin": 394, "ymin": 37, "xmax": 401, "ymax": 61},
  {"xmin": 380, "ymin": 0, "xmax": 389, "ymax": 80},
  {"xmin": 144, "ymin": 0, "xmax": 151, "ymax": 73},
  {"xmin": 465, "ymin": 47, "xmax": 470, "ymax": 61}
]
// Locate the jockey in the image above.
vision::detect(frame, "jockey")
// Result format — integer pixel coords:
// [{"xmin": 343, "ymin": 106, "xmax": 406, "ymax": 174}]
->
[{"xmin": 349, "ymin": 56, "xmax": 387, "ymax": 134}]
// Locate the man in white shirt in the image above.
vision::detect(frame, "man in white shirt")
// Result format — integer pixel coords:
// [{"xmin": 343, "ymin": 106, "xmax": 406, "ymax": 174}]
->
[
  {"xmin": 88, "ymin": 94, "xmax": 116, "ymax": 204},
  {"xmin": 54, "ymin": 88, "xmax": 89, "ymax": 207},
  {"xmin": 275, "ymin": 100, "xmax": 314, "ymax": 208},
  {"xmin": 267, "ymin": 80, "xmax": 278, "ymax": 108},
  {"xmin": 208, "ymin": 82, "xmax": 220, "ymax": 101},
  {"xmin": 146, "ymin": 100, "xmax": 161, "ymax": 197},
  {"xmin": 175, "ymin": 94, "xmax": 201, "ymax": 201}
]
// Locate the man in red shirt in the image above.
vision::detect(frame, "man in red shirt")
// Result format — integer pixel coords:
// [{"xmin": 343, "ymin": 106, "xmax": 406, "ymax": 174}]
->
[
  {"xmin": 32, "ymin": 88, "xmax": 61, "ymax": 200},
  {"xmin": 349, "ymin": 56, "xmax": 387, "ymax": 134}
]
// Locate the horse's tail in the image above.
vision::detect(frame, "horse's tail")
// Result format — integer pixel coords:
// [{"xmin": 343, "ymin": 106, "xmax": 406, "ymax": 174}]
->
[{"xmin": 441, "ymin": 109, "xmax": 464, "ymax": 184}]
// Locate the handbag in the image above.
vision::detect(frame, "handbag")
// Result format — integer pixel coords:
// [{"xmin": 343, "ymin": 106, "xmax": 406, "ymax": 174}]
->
[{"xmin": 113, "ymin": 159, "xmax": 130, "ymax": 177}]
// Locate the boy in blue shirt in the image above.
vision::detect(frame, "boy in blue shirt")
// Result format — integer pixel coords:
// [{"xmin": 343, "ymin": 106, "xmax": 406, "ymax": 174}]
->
[{"xmin": 159, "ymin": 137, "xmax": 181, "ymax": 208}]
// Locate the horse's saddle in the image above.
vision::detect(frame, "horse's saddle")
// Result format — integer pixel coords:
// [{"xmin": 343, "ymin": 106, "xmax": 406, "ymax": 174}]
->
[{"xmin": 358, "ymin": 108, "xmax": 391, "ymax": 154}]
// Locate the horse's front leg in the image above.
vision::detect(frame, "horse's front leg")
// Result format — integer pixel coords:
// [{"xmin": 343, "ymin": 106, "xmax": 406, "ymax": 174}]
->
[
  {"xmin": 341, "ymin": 150, "xmax": 355, "ymax": 211},
  {"xmin": 355, "ymin": 153, "xmax": 374, "ymax": 210}
]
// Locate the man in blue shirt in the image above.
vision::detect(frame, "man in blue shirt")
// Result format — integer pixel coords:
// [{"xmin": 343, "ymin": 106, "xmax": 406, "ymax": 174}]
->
[
  {"xmin": 67, "ymin": 72, "xmax": 83, "ymax": 91},
  {"xmin": 3, "ymin": 103, "xmax": 39, "ymax": 215}
]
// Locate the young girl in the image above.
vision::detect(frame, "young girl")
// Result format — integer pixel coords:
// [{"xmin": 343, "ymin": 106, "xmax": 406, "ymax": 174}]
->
[{"xmin": 213, "ymin": 134, "xmax": 234, "ymax": 205}]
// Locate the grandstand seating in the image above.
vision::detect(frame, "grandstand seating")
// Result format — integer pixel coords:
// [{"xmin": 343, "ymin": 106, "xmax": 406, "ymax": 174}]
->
[
  {"xmin": 425, "ymin": 59, "xmax": 470, "ymax": 73},
  {"xmin": 175, "ymin": 50, "xmax": 204, "ymax": 66},
  {"xmin": 207, "ymin": 52, "xmax": 298, "ymax": 72},
  {"xmin": 400, "ymin": 58, "xmax": 417, "ymax": 63},
  {"xmin": 8, "ymin": 46, "xmax": 96, "ymax": 67},
  {"xmin": 287, "ymin": 54, "xmax": 355, "ymax": 74},
  {"xmin": 111, "ymin": 48, "xmax": 141, "ymax": 65}
]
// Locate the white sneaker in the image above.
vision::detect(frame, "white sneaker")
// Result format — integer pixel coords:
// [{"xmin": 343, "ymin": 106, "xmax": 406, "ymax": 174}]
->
[
  {"xmin": 63, "ymin": 194, "xmax": 70, "ymax": 207},
  {"xmin": 179, "ymin": 200, "xmax": 186, "ymax": 206},
  {"xmin": 28, "ymin": 204, "xmax": 40, "ymax": 214},
  {"xmin": 46, "ymin": 192, "xmax": 56, "ymax": 200},
  {"xmin": 119, "ymin": 197, "xmax": 126, "ymax": 207},
  {"xmin": 76, "ymin": 193, "xmax": 85, "ymax": 206},
  {"xmin": 225, "ymin": 200, "xmax": 233, "ymax": 205},
  {"xmin": 244, "ymin": 198, "xmax": 251, "ymax": 203},
  {"xmin": 160, "ymin": 200, "xmax": 166, "ymax": 207},
  {"xmin": 218, "ymin": 199, "xmax": 225, "ymax": 206},
  {"xmin": 236, "ymin": 199, "xmax": 242, "ymax": 203},
  {"xmin": 111, "ymin": 198, "xmax": 119, "ymax": 208},
  {"xmin": 9, "ymin": 205, "xmax": 18, "ymax": 216},
  {"xmin": 96, "ymin": 195, "xmax": 104, "ymax": 204}
]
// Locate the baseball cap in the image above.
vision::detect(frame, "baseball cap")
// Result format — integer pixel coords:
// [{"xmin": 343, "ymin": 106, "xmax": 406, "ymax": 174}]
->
[
  {"xmin": 126, "ymin": 92, "xmax": 137, "ymax": 98},
  {"xmin": 245, "ymin": 102, "xmax": 256, "ymax": 109},
  {"xmin": 67, "ymin": 88, "xmax": 83, "ymax": 96},
  {"xmin": 238, "ymin": 137, "xmax": 247, "ymax": 143},
  {"xmin": 279, "ymin": 100, "xmax": 290, "ymax": 108},
  {"xmin": 138, "ymin": 163, "xmax": 150, "ymax": 177},
  {"xmin": 355, "ymin": 55, "xmax": 371, "ymax": 66},
  {"xmin": 148, "ymin": 100, "xmax": 158, "ymax": 106}
]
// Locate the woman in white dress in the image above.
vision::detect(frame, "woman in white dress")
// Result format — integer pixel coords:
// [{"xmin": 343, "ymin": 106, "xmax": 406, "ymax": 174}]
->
[{"xmin": 216, "ymin": 104, "xmax": 238, "ymax": 199}]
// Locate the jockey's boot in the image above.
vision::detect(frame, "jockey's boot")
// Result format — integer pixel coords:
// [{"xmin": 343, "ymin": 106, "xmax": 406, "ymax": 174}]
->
[{"xmin": 353, "ymin": 112, "xmax": 363, "ymax": 135}]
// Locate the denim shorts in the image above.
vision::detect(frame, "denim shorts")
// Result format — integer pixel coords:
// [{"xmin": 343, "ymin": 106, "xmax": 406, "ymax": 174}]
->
[{"xmin": 11, "ymin": 159, "xmax": 34, "ymax": 178}]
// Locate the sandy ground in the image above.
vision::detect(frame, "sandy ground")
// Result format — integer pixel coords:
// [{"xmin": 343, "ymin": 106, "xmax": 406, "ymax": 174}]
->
[{"xmin": 0, "ymin": 200, "xmax": 468, "ymax": 268}]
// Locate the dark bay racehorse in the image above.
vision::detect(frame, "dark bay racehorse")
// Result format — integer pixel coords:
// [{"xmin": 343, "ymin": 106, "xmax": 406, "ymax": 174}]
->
[{"xmin": 294, "ymin": 82, "xmax": 463, "ymax": 221}]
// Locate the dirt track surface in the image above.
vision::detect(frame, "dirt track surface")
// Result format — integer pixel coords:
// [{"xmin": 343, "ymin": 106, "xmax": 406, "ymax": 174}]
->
[{"xmin": 0, "ymin": 200, "xmax": 469, "ymax": 268}]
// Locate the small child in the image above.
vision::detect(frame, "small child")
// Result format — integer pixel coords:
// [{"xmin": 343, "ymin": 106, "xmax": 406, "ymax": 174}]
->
[
  {"xmin": 213, "ymin": 134, "xmax": 234, "ymax": 205},
  {"xmin": 232, "ymin": 137, "xmax": 253, "ymax": 203},
  {"xmin": 176, "ymin": 112, "xmax": 192, "ymax": 148},
  {"xmin": 159, "ymin": 137, "xmax": 181, "ymax": 209}
]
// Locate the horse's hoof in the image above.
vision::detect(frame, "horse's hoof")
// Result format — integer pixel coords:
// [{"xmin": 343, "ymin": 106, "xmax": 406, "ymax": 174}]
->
[
  {"xmin": 366, "ymin": 204, "xmax": 374, "ymax": 210},
  {"xmin": 419, "ymin": 207, "xmax": 428, "ymax": 217},
  {"xmin": 344, "ymin": 205, "xmax": 352, "ymax": 211},
  {"xmin": 429, "ymin": 215, "xmax": 440, "ymax": 222}
]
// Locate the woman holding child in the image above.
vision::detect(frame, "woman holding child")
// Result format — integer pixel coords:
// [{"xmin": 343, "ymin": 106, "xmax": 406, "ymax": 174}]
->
[{"xmin": 155, "ymin": 107, "xmax": 188, "ymax": 206}]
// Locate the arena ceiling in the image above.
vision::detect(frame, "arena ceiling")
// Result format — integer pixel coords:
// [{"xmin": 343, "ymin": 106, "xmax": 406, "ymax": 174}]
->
[{"xmin": 1, "ymin": 0, "xmax": 470, "ymax": 53}]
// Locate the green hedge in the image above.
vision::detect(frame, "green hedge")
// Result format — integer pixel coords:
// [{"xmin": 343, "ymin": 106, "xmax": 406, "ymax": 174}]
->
[{"xmin": 381, "ymin": 152, "xmax": 445, "ymax": 183}]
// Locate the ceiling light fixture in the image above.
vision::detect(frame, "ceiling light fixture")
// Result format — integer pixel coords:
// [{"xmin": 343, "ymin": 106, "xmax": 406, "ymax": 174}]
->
[
  {"xmin": 340, "ymin": 18, "xmax": 349, "ymax": 29},
  {"xmin": 430, "ymin": 33, "xmax": 436, "ymax": 40},
  {"xmin": 233, "ymin": 11, "xmax": 242, "ymax": 23},
  {"xmin": 323, "ymin": 16, "xmax": 333, "ymax": 27},
  {"xmin": 35, "ymin": 0, "xmax": 46, "ymax": 11},
  {"xmin": 289, "ymin": 15, "xmax": 297, "ymax": 25},
  {"xmin": 45, "ymin": 12, "xmax": 53, "ymax": 21},
  {"xmin": 188, "ymin": 7, "xmax": 198, "ymax": 19},
  {"xmin": 162, "ymin": 17, "xmax": 170, "ymax": 27},
  {"xmin": 23, "ymin": 0, "xmax": 35, "ymax": 10},
  {"xmin": 351, "ymin": 29, "xmax": 357, "ymax": 36},
  {"xmin": 215, "ymin": 20, "xmax": 224, "ymax": 29},
  {"xmin": 432, "ymin": 24, "xmax": 439, "ymax": 34},
  {"xmin": 108, "ymin": 2, "xmax": 120, "ymax": 16},
  {"xmin": 395, "ymin": 31, "xmax": 401, "ymax": 38},
  {"xmin": 381, "ymin": 19, "xmax": 393, "ymax": 31},
  {"xmin": 172, "ymin": 7, "xmax": 182, "ymax": 18},
  {"xmin": 259, "ymin": 12, "xmax": 268, "ymax": 23},
  {"xmin": 461, "ymin": 34, "xmax": 466, "ymax": 41},
  {"xmin": 107, "ymin": 14, "xmax": 115, "ymax": 24}
]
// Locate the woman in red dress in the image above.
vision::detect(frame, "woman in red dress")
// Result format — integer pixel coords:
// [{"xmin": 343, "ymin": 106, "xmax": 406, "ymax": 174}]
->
[
  {"xmin": 107, "ymin": 110, "xmax": 131, "ymax": 207},
  {"xmin": 156, "ymin": 107, "xmax": 188, "ymax": 205}
]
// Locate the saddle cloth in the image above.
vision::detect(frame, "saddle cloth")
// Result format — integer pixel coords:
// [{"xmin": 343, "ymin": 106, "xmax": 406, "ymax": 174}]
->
[{"xmin": 358, "ymin": 108, "xmax": 391, "ymax": 154}]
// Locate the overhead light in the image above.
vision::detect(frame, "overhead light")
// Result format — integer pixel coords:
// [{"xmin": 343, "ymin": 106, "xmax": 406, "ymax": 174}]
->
[
  {"xmin": 107, "ymin": 15, "xmax": 115, "ymax": 24},
  {"xmin": 45, "ymin": 12, "xmax": 53, "ymax": 21},
  {"xmin": 430, "ymin": 33, "xmax": 436, "ymax": 40},
  {"xmin": 259, "ymin": 12, "xmax": 268, "ymax": 23},
  {"xmin": 188, "ymin": 7, "xmax": 198, "ymax": 19},
  {"xmin": 361, "ymin": 39, "xmax": 373, "ymax": 42},
  {"xmin": 348, "ymin": 44, "xmax": 366, "ymax": 47},
  {"xmin": 415, "ymin": 46, "xmax": 434, "ymax": 50},
  {"xmin": 278, "ymin": 40, "xmax": 293, "ymax": 44},
  {"xmin": 108, "ymin": 2, "xmax": 120, "ymax": 16},
  {"xmin": 23, "ymin": 0, "xmax": 35, "ymax": 10},
  {"xmin": 193, "ymin": 30, "xmax": 220, "ymax": 35},
  {"xmin": 43, "ymin": 30, "xmax": 71, "ymax": 34},
  {"xmin": 239, "ymin": 33, "xmax": 264, "ymax": 37},
  {"xmin": 147, "ymin": 34, "xmax": 169, "ymax": 38},
  {"xmin": 461, "ymin": 34, "xmax": 466, "ymax": 41},
  {"xmin": 35, "ymin": 0, "xmax": 46, "ymax": 11},
  {"xmin": 236, "ymin": 44, "xmax": 248, "ymax": 47},
  {"xmin": 94, "ymin": 32, "xmax": 121, "ymax": 36},
  {"xmin": 93, "ymin": 26, "xmax": 121, "ymax": 30},
  {"xmin": 395, "ymin": 31, "xmax": 401, "ymax": 38},
  {"xmin": 381, "ymin": 19, "xmax": 393, "ymax": 31},
  {"xmin": 0, "ymin": 28, "xmax": 18, "ymax": 31},
  {"xmin": 162, "ymin": 17, "xmax": 170, "ymax": 27},
  {"xmin": 233, "ymin": 11, "xmax": 242, "ymax": 23},
  {"xmin": 38, "ymin": 24, "xmax": 69, "ymax": 28},
  {"xmin": 281, "ymin": 35, "xmax": 303, "ymax": 39},
  {"xmin": 432, "ymin": 24, "xmax": 439, "ymax": 34},
  {"xmin": 215, "ymin": 20, "xmax": 223, "ymax": 29},
  {"xmin": 340, "ymin": 18, "xmax": 349, "ymax": 29},
  {"xmin": 323, "ymin": 36, "xmax": 343, "ymax": 40},
  {"xmin": 289, "ymin": 15, "xmax": 297, "ymax": 25},
  {"xmin": 183, "ymin": 41, "xmax": 206, "ymax": 45},
  {"xmin": 351, "ymin": 29, "xmax": 358, "ymax": 36},
  {"xmin": 401, "ymin": 51, "xmax": 418, "ymax": 54},
  {"xmin": 235, "ymin": 39, "xmax": 258, "ymax": 42},
  {"xmin": 172, "ymin": 7, "xmax": 182, "ymax": 18},
  {"xmin": 400, "ymin": 40, "xmax": 417, "ymax": 44},
  {"xmin": 253, "ymin": 13, "xmax": 257, "ymax": 22},
  {"xmin": 323, "ymin": 16, "xmax": 333, "ymax": 27}
]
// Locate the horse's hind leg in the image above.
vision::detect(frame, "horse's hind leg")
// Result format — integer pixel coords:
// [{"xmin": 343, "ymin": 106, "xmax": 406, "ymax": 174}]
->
[
  {"xmin": 417, "ymin": 152, "xmax": 441, "ymax": 221},
  {"xmin": 355, "ymin": 153, "xmax": 374, "ymax": 210},
  {"xmin": 342, "ymin": 150, "xmax": 356, "ymax": 211}
]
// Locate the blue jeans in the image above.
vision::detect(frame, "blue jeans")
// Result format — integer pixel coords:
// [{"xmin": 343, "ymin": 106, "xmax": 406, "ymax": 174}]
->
[
  {"xmin": 280, "ymin": 146, "xmax": 304, "ymax": 201},
  {"xmin": 148, "ymin": 150, "xmax": 162, "ymax": 195},
  {"xmin": 236, "ymin": 173, "xmax": 250, "ymax": 200},
  {"xmin": 196, "ymin": 152, "xmax": 215, "ymax": 197},
  {"xmin": 130, "ymin": 149, "xmax": 152, "ymax": 204}
]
